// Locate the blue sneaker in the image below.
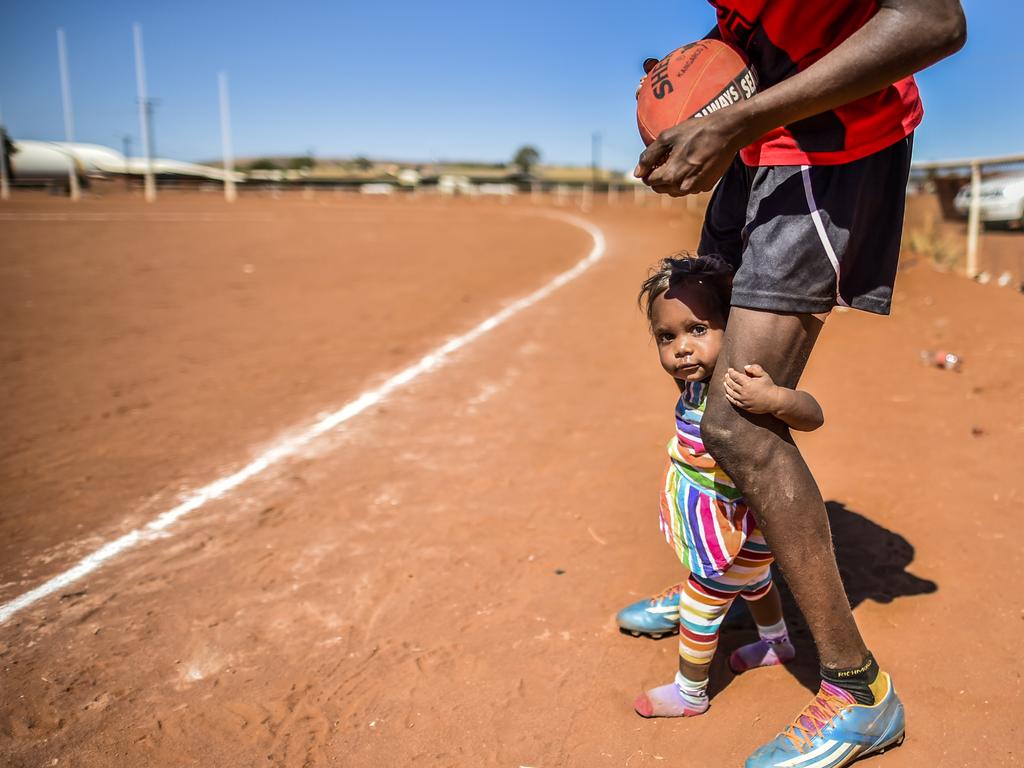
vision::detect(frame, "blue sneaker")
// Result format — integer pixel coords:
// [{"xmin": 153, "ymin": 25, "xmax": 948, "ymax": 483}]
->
[
  {"xmin": 616, "ymin": 583, "xmax": 683, "ymax": 638},
  {"xmin": 745, "ymin": 673, "xmax": 905, "ymax": 768}
]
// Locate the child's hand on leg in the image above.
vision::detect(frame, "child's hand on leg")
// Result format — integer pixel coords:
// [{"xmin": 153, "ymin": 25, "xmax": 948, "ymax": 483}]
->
[
  {"xmin": 724, "ymin": 365, "xmax": 825, "ymax": 431},
  {"xmin": 723, "ymin": 364, "xmax": 779, "ymax": 414}
]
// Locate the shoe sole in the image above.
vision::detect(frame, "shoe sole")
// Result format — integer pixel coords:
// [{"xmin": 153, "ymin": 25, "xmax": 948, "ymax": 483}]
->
[
  {"xmin": 619, "ymin": 626, "xmax": 679, "ymax": 640},
  {"xmin": 863, "ymin": 730, "xmax": 906, "ymax": 761},
  {"xmin": 838, "ymin": 730, "xmax": 905, "ymax": 766}
]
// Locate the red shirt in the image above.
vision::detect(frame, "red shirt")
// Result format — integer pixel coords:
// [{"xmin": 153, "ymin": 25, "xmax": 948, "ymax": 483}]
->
[{"xmin": 709, "ymin": 0, "xmax": 923, "ymax": 166}]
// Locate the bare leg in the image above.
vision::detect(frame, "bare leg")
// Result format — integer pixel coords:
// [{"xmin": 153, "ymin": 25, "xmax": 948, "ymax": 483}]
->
[
  {"xmin": 745, "ymin": 581, "xmax": 784, "ymax": 627},
  {"xmin": 680, "ymin": 658, "xmax": 711, "ymax": 682},
  {"xmin": 700, "ymin": 307, "xmax": 867, "ymax": 669},
  {"xmin": 730, "ymin": 583, "xmax": 797, "ymax": 673}
]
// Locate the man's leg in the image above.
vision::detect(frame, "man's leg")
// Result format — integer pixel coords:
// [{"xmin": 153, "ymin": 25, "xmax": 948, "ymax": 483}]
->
[{"xmin": 699, "ymin": 307, "xmax": 867, "ymax": 669}]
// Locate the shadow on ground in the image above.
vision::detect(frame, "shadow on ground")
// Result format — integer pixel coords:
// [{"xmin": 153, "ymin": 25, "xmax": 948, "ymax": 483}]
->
[{"xmin": 712, "ymin": 500, "xmax": 938, "ymax": 696}]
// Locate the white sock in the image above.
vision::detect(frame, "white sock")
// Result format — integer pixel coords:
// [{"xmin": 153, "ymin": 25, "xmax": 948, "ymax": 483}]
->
[
  {"xmin": 674, "ymin": 671, "xmax": 709, "ymax": 707},
  {"xmin": 756, "ymin": 618, "xmax": 790, "ymax": 644}
]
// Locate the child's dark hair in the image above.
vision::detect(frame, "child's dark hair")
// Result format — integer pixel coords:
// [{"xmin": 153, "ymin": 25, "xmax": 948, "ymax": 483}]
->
[{"xmin": 638, "ymin": 252, "xmax": 733, "ymax": 328}]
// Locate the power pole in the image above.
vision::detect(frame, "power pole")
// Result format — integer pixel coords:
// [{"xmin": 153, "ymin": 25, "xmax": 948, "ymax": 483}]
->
[
  {"xmin": 57, "ymin": 28, "xmax": 80, "ymax": 200},
  {"xmin": 591, "ymin": 131, "xmax": 602, "ymax": 187},
  {"xmin": 122, "ymin": 134, "xmax": 133, "ymax": 190},
  {"xmin": 145, "ymin": 98, "xmax": 159, "ymax": 159},
  {"xmin": 218, "ymin": 72, "xmax": 236, "ymax": 202},
  {"xmin": 966, "ymin": 161, "xmax": 982, "ymax": 278},
  {"xmin": 133, "ymin": 23, "xmax": 156, "ymax": 202}
]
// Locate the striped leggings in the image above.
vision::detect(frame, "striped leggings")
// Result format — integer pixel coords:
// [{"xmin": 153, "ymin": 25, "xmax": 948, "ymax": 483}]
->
[{"xmin": 678, "ymin": 531, "xmax": 775, "ymax": 666}]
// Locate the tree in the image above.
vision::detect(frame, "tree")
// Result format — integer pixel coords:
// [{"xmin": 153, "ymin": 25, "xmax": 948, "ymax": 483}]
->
[
  {"xmin": 1, "ymin": 128, "xmax": 17, "ymax": 180},
  {"xmin": 352, "ymin": 156, "xmax": 373, "ymax": 171},
  {"xmin": 287, "ymin": 155, "xmax": 315, "ymax": 171},
  {"xmin": 249, "ymin": 158, "xmax": 280, "ymax": 171},
  {"xmin": 513, "ymin": 145, "xmax": 541, "ymax": 175}
]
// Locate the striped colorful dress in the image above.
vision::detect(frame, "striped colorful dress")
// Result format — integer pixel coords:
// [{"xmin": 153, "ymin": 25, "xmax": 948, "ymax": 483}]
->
[{"xmin": 659, "ymin": 379, "xmax": 757, "ymax": 578}]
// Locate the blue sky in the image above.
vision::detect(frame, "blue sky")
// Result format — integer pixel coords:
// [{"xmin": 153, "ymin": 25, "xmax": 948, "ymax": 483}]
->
[{"xmin": 1, "ymin": 0, "xmax": 1019, "ymax": 170}]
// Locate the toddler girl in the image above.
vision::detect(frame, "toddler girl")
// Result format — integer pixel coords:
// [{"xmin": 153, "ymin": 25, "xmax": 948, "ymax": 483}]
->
[{"xmin": 633, "ymin": 254, "xmax": 824, "ymax": 718}]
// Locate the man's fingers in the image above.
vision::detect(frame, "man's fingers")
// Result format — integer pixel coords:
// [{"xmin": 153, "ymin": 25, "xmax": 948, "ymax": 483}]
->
[
  {"xmin": 650, "ymin": 185, "xmax": 686, "ymax": 198},
  {"xmin": 647, "ymin": 174, "xmax": 685, "ymax": 195},
  {"xmin": 634, "ymin": 138, "xmax": 668, "ymax": 179},
  {"xmin": 636, "ymin": 57, "xmax": 661, "ymax": 100},
  {"xmin": 683, "ymin": 176, "xmax": 716, "ymax": 195},
  {"xmin": 645, "ymin": 161, "xmax": 688, "ymax": 190},
  {"xmin": 643, "ymin": 151, "xmax": 674, "ymax": 185},
  {"xmin": 645, "ymin": 156, "xmax": 698, "ymax": 195},
  {"xmin": 745, "ymin": 363, "xmax": 765, "ymax": 377}
]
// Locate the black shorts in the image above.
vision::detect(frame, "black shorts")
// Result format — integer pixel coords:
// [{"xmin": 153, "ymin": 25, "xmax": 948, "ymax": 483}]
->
[{"xmin": 698, "ymin": 134, "xmax": 913, "ymax": 315}]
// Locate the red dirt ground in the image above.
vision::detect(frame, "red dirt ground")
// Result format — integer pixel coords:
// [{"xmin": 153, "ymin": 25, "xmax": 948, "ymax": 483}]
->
[{"xmin": 1, "ymin": 193, "xmax": 1021, "ymax": 767}]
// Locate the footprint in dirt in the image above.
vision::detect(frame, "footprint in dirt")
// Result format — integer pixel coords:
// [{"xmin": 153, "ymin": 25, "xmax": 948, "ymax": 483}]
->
[{"xmin": 716, "ymin": 500, "xmax": 938, "ymax": 695}]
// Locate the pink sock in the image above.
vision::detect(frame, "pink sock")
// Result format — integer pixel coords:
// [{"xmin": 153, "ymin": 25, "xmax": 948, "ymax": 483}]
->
[
  {"xmin": 634, "ymin": 672, "xmax": 709, "ymax": 718},
  {"xmin": 729, "ymin": 619, "xmax": 795, "ymax": 673}
]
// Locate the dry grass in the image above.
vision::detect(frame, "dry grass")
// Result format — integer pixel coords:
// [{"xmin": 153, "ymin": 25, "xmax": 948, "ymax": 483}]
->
[{"xmin": 903, "ymin": 195, "xmax": 962, "ymax": 270}]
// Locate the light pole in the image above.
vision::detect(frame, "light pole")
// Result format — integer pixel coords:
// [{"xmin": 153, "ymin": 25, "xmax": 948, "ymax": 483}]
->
[
  {"xmin": 57, "ymin": 28, "xmax": 80, "ymax": 200},
  {"xmin": 133, "ymin": 23, "xmax": 156, "ymax": 202},
  {"xmin": 122, "ymin": 134, "xmax": 133, "ymax": 190},
  {"xmin": 218, "ymin": 72, "xmax": 236, "ymax": 202}
]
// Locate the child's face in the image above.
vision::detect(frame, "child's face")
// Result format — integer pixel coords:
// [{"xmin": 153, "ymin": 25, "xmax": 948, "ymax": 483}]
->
[{"xmin": 650, "ymin": 281, "xmax": 726, "ymax": 383}]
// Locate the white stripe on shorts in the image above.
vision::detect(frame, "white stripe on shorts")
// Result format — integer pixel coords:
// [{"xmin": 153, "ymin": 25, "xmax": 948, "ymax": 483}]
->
[{"xmin": 800, "ymin": 165, "xmax": 850, "ymax": 308}]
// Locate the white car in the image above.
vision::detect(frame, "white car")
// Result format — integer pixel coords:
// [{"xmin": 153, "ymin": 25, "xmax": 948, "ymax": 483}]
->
[
  {"xmin": 954, "ymin": 172, "xmax": 1024, "ymax": 229},
  {"xmin": 359, "ymin": 183, "xmax": 395, "ymax": 195}
]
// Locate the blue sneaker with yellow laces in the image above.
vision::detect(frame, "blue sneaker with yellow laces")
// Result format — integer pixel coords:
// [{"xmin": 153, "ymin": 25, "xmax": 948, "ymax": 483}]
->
[
  {"xmin": 745, "ymin": 672, "xmax": 905, "ymax": 768},
  {"xmin": 616, "ymin": 582, "xmax": 684, "ymax": 638}
]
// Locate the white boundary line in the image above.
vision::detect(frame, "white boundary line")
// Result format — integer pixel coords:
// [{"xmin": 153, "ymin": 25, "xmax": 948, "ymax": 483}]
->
[{"xmin": 0, "ymin": 212, "xmax": 607, "ymax": 625}]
